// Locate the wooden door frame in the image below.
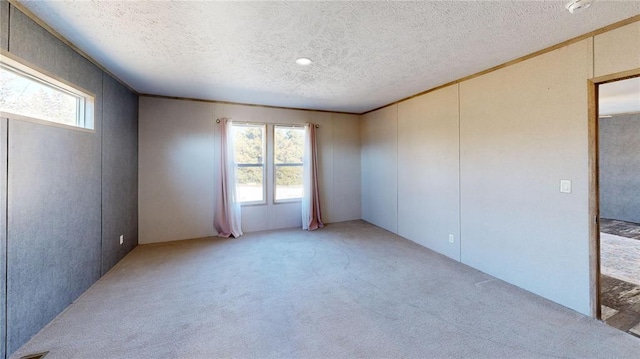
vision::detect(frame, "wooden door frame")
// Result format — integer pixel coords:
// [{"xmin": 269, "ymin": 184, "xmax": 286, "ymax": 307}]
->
[{"xmin": 589, "ymin": 68, "xmax": 640, "ymax": 319}]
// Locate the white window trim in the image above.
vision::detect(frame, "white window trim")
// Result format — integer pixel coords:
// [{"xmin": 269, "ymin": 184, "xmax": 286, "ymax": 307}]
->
[{"xmin": 0, "ymin": 50, "xmax": 95, "ymax": 131}]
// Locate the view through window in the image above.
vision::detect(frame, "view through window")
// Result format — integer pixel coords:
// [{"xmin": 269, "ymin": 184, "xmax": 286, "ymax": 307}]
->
[
  {"xmin": 232, "ymin": 123, "xmax": 266, "ymax": 203},
  {"xmin": 0, "ymin": 55, "xmax": 93, "ymax": 129},
  {"xmin": 274, "ymin": 125, "xmax": 304, "ymax": 201}
]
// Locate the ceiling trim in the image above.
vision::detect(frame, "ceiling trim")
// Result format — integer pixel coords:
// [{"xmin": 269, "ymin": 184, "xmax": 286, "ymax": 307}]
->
[
  {"xmin": 361, "ymin": 14, "xmax": 640, "ymax": 115},
  {"xmin": 8, "ymin": 0, "xmax": 138, "ymax": 94},
  {"xmin": 139, "ymin": 94, "xmax": 360, "ymax": 116}
]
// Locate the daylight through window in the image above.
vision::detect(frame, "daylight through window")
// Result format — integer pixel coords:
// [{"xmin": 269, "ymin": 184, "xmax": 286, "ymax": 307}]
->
[
  {"xmin": 0, "ymin": 55, "xmax": 94, "ymax": 129},
  {"xmin": 274, "ymin": 125, "xmax": 304, "ymax": 202},
  {"xmin": 232, "ymin": 123, "xmax": 266, "ymax": 204}
]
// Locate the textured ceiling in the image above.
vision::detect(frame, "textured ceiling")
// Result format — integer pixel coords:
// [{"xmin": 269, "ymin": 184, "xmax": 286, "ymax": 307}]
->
[
  {"xmin": 19, "ymin": 1, "xmax": 640, "ymax": 113},
  {"xmin": 600, "ymin": 77, "xmax": 640, "ymax": 116}
]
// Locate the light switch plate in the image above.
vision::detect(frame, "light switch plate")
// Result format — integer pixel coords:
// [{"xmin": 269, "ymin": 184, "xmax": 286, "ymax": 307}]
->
[{"xmin": 560, "ymin": 180, "xmax": 572, "ymax": 194}]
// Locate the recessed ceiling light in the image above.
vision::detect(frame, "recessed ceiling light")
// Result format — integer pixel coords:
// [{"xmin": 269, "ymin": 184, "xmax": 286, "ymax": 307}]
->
[
  {"xmin": 565, "ymin": 0, "xmax": 593, "ymax": 14},
  {"xmin": 296, "ymin": 57, "xmax": 313, "ymax": 66}
]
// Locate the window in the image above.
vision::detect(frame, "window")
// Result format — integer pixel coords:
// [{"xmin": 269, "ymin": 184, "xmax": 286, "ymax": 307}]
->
[
  {"xmin": 232, "ymin": 123, "xmax": 266, "ymax": 204},
  {"xmin": 0, "ymin": 54, "xmax": 94, "ymax": 129},
  {"xmin": 274, "ymin": 125, "xmax": 304, "ymax": 202},
  {"xmin": 230, "ymin": 123, "xmax": 305, "ymax": 205}
]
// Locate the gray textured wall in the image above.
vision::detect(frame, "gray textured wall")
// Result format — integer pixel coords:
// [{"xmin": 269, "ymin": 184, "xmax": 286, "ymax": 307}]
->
[
  {"xmin": 7, "ymin": 121, "xmax": 102, "ymax": 354},
  {"xmin": 101, "ymin": 73, "xmax": 139, "ymax": 274},
  {"xmin": 0, "ymin": 0, "xmax": 7, "ymax": 50},
  {"xmin": 7, "ymin": 7, "xmax": 102, "ymax": 355},
  {"xmin": 599, "ymin": 113, "xmax": 640, "ymax": 224},
  {"xmin": 3, "ymin": 4, "xmax": 138, "ymax": 357}
]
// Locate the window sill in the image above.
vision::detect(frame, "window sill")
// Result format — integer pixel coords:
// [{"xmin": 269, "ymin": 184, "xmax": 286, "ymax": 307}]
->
[
  {"xmin": 2, "ymin": 112, "xmax": 95, "ymax": 133},
  {"xmin": 240, "ymin": 201, "xmax": 267, "ymax": 207},
  {"xmin": 274, "ymin": 199, "xmax": 302, "ymax": 205}
]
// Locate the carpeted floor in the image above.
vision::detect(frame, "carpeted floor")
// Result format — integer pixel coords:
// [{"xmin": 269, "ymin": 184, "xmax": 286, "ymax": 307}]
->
[{"xmin": 11, "ymin": 221, "xmax": 640, "ymax": 359}]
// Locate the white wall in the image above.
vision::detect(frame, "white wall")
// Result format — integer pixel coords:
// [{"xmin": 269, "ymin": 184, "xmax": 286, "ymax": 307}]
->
[
  {"xmin": 138, "ymin": 98, "xmax": 216, "ymax": 244},
  {"xmin": 594, "ymin": 21, "xmax": 640, "ymax": 77},
  {"xmin": 360, "ymin": 21, "xmax": 640, "ymax": 316},
  {"xmin": 332, "ymin": 114, "xmax": 363, "ymax": 222},
  {"xmin": 139, "ymin": 97, "xmax": 361, "ymax": 244},
  {"xmin": 397, "ymin": 84, "xmax": 460, "ymax": 261},
  {"xmin": 361, "ymin": 106, "xmax": 397, "ymax": 233},
  {"xmin": 459, "ymin": 39, "xmax": 592, "ymax": 315}
]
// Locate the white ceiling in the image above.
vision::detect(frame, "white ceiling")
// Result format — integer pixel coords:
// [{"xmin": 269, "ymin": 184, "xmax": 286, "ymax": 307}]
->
[
  {"xmin": 600, "ymin": 77, "xmax": 640, "ymax": 116},
  {"xmin": 19, "ymin": 1, "xmax": 640, "ymax": 114}
]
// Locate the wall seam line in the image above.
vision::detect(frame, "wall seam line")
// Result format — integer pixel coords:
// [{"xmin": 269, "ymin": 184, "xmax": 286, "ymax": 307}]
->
[
  {"xmin": 4, "ymin": 118, "xmax": 9, "ymax": 359},
  {"xmin": 99, "ymin": 72, "xmax": 104, "ymax": 276},
  {"xmin": 396, "ymin": 104, "xmax": 399, "ymax": 234},
  {"xmin": 6, "ymin": 3, "xmax": 10, "ymax": 53},
  {"xmin": 331, "ymin": 114, "xmax": 335, "ymax": 224},
  {"xmin": 592, "ymin": 35, "xmax": 595, "ymax": 78},
  {"xmin": 457, "ymin": 83, "xmax": 462, "ymax": 263},
  {"xmin": 591, "ymin": 32, "xmax": 596, "ymax": 318},
  {"xmin": 4, "ymin": 6, "xmax": 10, "ymax": 356}
]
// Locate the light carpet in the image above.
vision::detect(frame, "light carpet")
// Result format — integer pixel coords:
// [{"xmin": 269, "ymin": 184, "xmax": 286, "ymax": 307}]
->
[{"xmin": 11, "ymin": 221, "xmax": 640, "ymax": 358}]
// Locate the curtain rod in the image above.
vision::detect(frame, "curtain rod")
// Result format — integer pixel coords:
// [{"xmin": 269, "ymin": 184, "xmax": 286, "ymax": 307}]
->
[{"xmin": 215, "ymin": 118, "xmax": 319, "ymax": 128}]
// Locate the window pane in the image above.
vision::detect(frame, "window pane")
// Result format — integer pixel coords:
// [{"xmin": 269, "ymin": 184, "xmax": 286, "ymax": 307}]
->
[
  {"xmin": 274, "ymin": 125, "xmax": 304, "ymax": 202},
  {"xmin": 0, "ymin": 64, "xmax": 81, "ymax": 127},
  {"xmin": 275, "ymin": 165, "xmax": 303, "ymax": 201},
  {"xmin": 232, "ymin": 124, "xmax": 265, "ymax": 204},
  {"xmin": 232, "ymin": 125, "xmax": 264, "ymax": 164},
  {"xmin": 236, "ymin": 166, "xmax": 264, "ymax": 203},
  {"xmin": 274, "ymin": 126, "xmax": 304, "ymax": 164}
]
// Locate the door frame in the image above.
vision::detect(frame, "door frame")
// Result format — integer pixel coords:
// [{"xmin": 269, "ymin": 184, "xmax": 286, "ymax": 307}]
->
[{"xmin": 588, "ymin": 68, "xmax": 640, "ymax": 319}]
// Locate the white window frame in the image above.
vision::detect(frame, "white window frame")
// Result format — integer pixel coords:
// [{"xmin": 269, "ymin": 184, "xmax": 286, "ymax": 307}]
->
[
  {"xmin": 273, "ymin": 124, "xmax": 305, "ymax": 204},
  {"xmin": 0, "ymin": 51, "xmax": 95, "ymax": 131},
  {"xmin": 232, "ymin": 123, "xmax": 267, "ymax": 206}
]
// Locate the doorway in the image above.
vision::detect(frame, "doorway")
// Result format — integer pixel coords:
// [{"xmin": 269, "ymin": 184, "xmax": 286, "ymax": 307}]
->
[{"xmin": 592, "ymin": 73, "xmax": 640, "ymax": 337}]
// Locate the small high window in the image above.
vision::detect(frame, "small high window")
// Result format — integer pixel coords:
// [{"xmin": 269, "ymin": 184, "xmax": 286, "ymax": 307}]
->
[
  {"xmin": 0, "ymin": 54, "xmax": 94, "ymax": 129},
  {"xmin": 274, "ymin": 125, "xmax": 304, "ymax": 202},
  {"xmin": 232, "ymin": 123, "xmax": 266, "ymax": 204}
]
